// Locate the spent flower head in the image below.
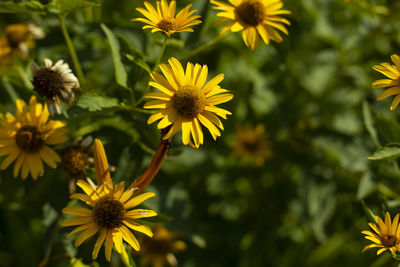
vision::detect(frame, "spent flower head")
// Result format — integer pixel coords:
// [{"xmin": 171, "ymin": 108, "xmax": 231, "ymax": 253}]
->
[{"xmin": 31, "ymin": 58, "xmax": 79, "ymax": 116}]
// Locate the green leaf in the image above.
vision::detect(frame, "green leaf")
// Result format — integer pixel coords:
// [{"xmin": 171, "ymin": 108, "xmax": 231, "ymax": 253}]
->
[
  {"xmin": 76, "ymin": 94, "xmax": 118, "ymax": 111},
  {"xmin": 101, "ymin": 23, "xmax": 130, "ymax": 90},
  {"xmin": 357, "ymin": 172, "xmax": 376, "ymax": 200},
  {"xmin": 125, "ymin": 54, "xmax": 152, "ymax": 74},
  {"xmin": 47, "ymin": 0, "xmax": 100, "ymax": 15},
  {"xmin": 368, "ymin": 143, "xmax": 400, "ymax": 160},
  {"xmin": 362, "ymin": 100, "xmax": 381, "ymax": 147},
  {"xmin": 361, "ymin": 200, "xmax": 378, "ymax": 224},
  {"xmin": 0, "ymin": 1, "xmax": 46, "ymax": 14}
]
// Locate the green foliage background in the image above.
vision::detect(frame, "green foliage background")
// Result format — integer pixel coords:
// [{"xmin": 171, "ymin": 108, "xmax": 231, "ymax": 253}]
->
[{"xmin": 1, "ymin": 0, "xmax": 400, "ymax": 266}]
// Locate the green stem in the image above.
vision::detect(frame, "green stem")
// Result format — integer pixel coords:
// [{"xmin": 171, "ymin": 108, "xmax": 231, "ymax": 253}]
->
[
  {"xmin": 59, "ymin": 15, "xmax": 86, "ymax": 88},
  {"xmin": 135, "ymin": 37, "xmax": 168, "ymax": 106},
  {"xmin": 180, "ymin": 32, "xmax": 232, "ymax": 61},
  {"xmin": 391, "ymin": 252, "xmax": 400, "ymax": 261}
]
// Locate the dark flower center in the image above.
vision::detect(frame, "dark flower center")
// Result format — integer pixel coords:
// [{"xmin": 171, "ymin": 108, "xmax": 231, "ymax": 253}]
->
[
  {"xmin": 235, "ymin": 1, "xmax": 265, "ymax": 26},
  {"xmin": 157, "ymin": 18, "xmax": 177, "ymax": 33},
  {"xmin": 32, "ymin": 68, "xmax": 64, "ymax": 99},
  {"xmin": 172, "ymin": 85, "xmax": 205, "ymax": 118},
  {"xmin": 60, "ymin": 146, "xmax": 89, "ymax": 175},
  {"xmin": 6, "ymin": 26, "xmax": 28, "ymax": 48},
  {"xmin": 242, "ymin": 139, "xmax": 260, "ymax": 152},
  {"xmin": 382, "ymin": 234, "xmax": 397, "ymax": 247},
  {"xmin": 93, "ymin": 198, "xmax": 125, "ymax": 229},
  {"xmin": 16, "ymin": 125, "xmax": 43, "ymax": 152}
]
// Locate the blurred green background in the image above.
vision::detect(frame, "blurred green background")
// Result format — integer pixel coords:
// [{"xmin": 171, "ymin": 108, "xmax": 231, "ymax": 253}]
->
[{"xmin": 1, "ymin": 0, "xmax": 400, "ymax": 266}]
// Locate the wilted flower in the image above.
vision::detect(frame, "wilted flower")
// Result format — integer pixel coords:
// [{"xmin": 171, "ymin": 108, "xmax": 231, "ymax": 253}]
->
[{"xmin": 31, "ymin": 58, "xmax": 79, "ymax": 116}]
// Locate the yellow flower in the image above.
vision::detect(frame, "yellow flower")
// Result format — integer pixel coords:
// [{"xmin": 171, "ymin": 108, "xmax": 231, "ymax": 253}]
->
[
  {"xmin": 372, "ymin": 54, "xmax": 400, "ymax": 110},
  {"xmin": 131, "ymin": 0, "xmax": 202, "ymax": 37},
  {"xmin": 62, "ymin": 139, "xmax": 158, "ymax": 261},
  {"xmin": 0, "ymin": 96, "xmax": 67, "ymax": 180},
  {"xmin": 362, "ymin": 212, "xmax": 400, "ymax": 255},
  {"xmin": 0, "ymin": 23, "xmax": 44, "ymax": 65},
  {"xmin": 211, "ymin": 0, "xmax": 291, "ymax": 50},
  {"xmin": 62, "ymin": 180, "xmax": 158, "ymax": 261},
  {"xmin": 140, "ymin": 226, "xmax": 186, "ymax": 267},
  {"xmin": 233, "ymin": 124, "xmax": 271, "ymax": 166},
  {"xmin": 143, "ymin": 57, "xmax": 233, "ymax": 148}
]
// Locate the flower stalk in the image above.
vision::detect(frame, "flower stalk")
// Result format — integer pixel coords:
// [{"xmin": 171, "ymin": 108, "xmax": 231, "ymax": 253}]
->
[{"xmin": 59, "ymin": 14, "xmax": 86, "ymax": 88}]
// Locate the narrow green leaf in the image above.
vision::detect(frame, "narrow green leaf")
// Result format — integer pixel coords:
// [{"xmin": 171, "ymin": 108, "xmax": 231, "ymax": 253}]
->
[
  {"xmin": 362, "ymin": 100, "xmax": 381, "ymax": 147},
  {"xmin": 361, "ymin": 200, "xmax": 378, "ymax": 224},
  {"xmin": 125, "ymin": 54, "xmax": 152, "ymax": 74},
  {"xmin": 47, "ymin": 0, "xmax": 100, "ymax": 14},
  {"xmin": 357, "ymin": 172, "xmax": 376, "ymax": 200},
  {"xmin": 368, "ymin": 143, "xmax": 400, "ymax": 160},
  {"xmin": 100, "ymin": 23, "xmax": 130, "ymax": 90},
  {"xmin": 0, "ymin": 1, "xmax": 46, "ymax": 14}
]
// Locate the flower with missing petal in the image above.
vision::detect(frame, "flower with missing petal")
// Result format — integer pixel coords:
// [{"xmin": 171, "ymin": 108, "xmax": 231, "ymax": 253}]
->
[
  {"xmin": 131, "ymin": 0, "xmax": 202, "ymax": 37},
  {"xmin": 31, "ymin": 58, "xmax": 79, "ymax": 116},
  {"xmin": 144, "ymin": 57, "xmax": 233, "ymax": 148},
  {"xmin": 62, "ymin": 180, "xmax": 158, "ymax": 261},
  {"xmin": 372, "ymin": 54, "xmax": 400, "ymax": 110},
  {"xmin": 0, "ymin": 96, "xmax": 68, "ymax": 180},
  {"xmin": 362, "ymin": 212, "xmax": 400, "ymax": 255},
  {"xmin": 211, "ymin": 0, "xmax": 290, "ymax": 50}
]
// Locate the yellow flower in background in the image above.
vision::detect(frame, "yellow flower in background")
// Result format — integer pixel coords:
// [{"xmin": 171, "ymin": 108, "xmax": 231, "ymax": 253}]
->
[
  {"xmin": 233, "ymin": 124, "xmax": 271, "ymax": 166},
  {"xmin": 0, "ymin": 23, "xmax": 45, "ymax": 65},
  {"xmin": 144, "ymin": 57, "xmax": 233, "ymax": 148},
  {"xmin": 140, "ymin": 226, "xmax": 186, "ymax": 267},
  {"xmin": 0, "ymin": 96, "xmax": 67, "ymax": 180},
  {"xmin": 211, "ymin": 0, "xmax": 291, "ymax": 50},
  {"xmin": 62, "ymin": 179, "xmax": 158, "ymax": 261},
  {"xmin": 362, "ymin": 212, "xmax": 400, "ymax": 255},
  {"xmin": 131, "ymin": 0, "xmax": 202, "ymax": 37},
  {"xmin": 372, "ymin": 54, "xmax": 400, "ymax": 110}
]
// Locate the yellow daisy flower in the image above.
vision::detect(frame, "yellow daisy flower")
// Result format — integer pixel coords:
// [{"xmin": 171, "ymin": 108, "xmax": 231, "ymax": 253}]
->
[
  {"xmin": 0, "ymin": 23, "xmax": 45, "ymax": 65},
  {"xmin": 143, "ymin": 57, "xmax": 233, "ymax": 148},
  {"xmin": 62, "ymin": 179, "xmax": 158, "ymax": 261},
  {"xmin": 233, "ymin": 124, "xmax": 272, "ymax": 166},
  {"xmin": 210, "ymin": 0, "xmax": 291, "ymax": 50},
  {"xmin": 0, "ymin": 96, "xmax": 67, "ymax": 180},
  {"xmin": 140, "ymin": 226, "xmax": 186, "ymax": 267},
  {"xmin": 131, "ymin": 0, "xmax": 202, "ymax": 37},
  {"xmin": 372, "ymin": 54, "xmax": 400, "ymax": 110},
  {"xmin": 362, "ymin": 212, "xmax": 400, "ymax": 255}
]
